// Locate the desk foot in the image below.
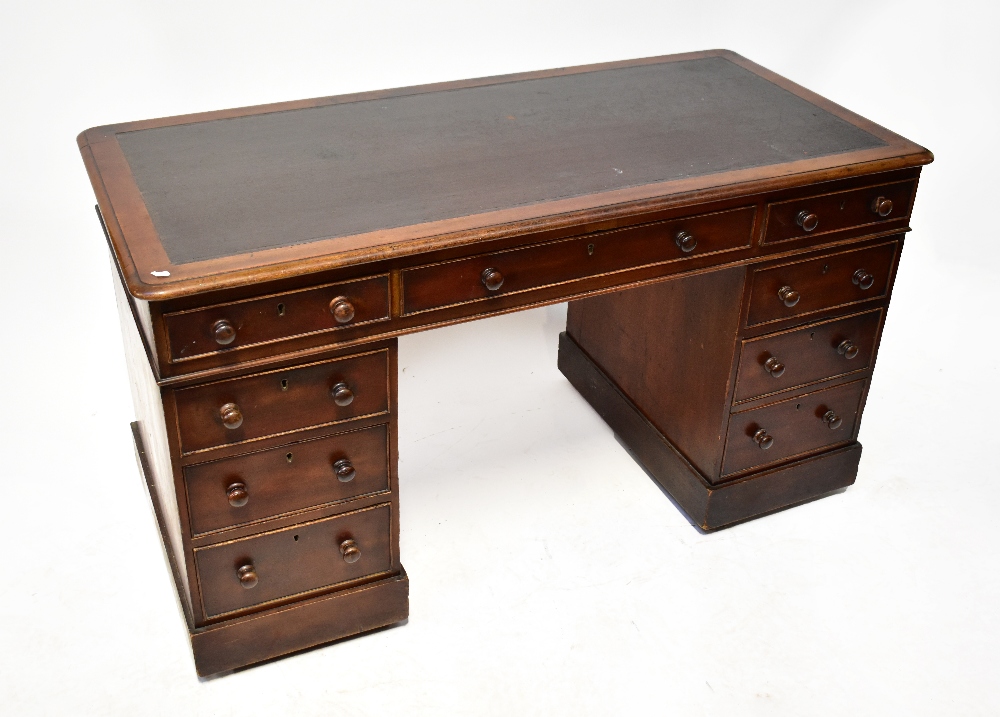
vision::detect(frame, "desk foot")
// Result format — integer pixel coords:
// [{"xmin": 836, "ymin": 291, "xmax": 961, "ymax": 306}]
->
[
  {"xmin": 131, "ymin": 422, "xmax": 409, "ymax": 677},
  {"xmin": 557, "ymin": 333, "xmax": 861, "ymax": 530}
]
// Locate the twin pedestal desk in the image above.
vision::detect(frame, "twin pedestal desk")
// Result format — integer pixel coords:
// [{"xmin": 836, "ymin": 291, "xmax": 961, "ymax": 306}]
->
[{"xmin": 78, "ymin": 50, "xmax": 932, "ymax": 676}]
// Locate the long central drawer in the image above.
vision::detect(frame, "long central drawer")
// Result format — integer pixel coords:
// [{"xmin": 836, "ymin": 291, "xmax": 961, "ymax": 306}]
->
[{"xmin": 401, "ymin": 205, "xmax": 755, "ymax": 315}]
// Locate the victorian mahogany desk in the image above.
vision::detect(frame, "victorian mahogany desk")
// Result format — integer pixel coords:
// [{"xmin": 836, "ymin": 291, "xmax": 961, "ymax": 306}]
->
[{"xmin": 78, "ymin": 50, "xmax": 932, "ymax": 676}]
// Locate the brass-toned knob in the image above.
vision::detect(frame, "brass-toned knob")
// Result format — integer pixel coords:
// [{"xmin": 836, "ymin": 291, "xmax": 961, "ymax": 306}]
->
[
  {"xmin": 220, "ymin": 402, "xmax": 243, "ymax": 430},
  {"xmin": 237, "ymin": 563, "xmax": 258, "ymax": 589},
  {"xmin": 331, "ymin": 382, "xmax": 354, "ymax": 407},
  {"xmin": 837, "ymin": 339, "xmax": 859, "ymax": 359},
  {"xmin": 481, "ymin": 267, "xmax": 504, "ymax": 291},
  {"xmin": 852, "ymin": 269, "xmax": 874, "ymax": 290},
  {"xmin": 213, "ymin": 319, "xmax": 236, "ymax": 345},
  {"xmin": 823, "ymin": 410, "xmax": 843, "ymax": 430},
  {"xmin": 227, "ymin": 481, "xmax": 249, "ymax": 507},
  {"xmin": 778, "ymin": 285, "xmax": 800, "ymax": 307},
  {"xmin": 329, "ymin": 296, "xmax": 355, "ymax": 324},
  {"xmin": 675, "ymin": 230, "xmax": 697, "ymax": 253},
  {"xmin": 871, "ymin": 196, "xmax": 893, "ymax": 217},
  {"xmin": 340, "ymin": 539, "xmax": 361, "ymax": 564},
  {"xmin": 753, "ymin": 428, "xmax": 774, "ymax": 450},
  {"xmin": 764, "ymin": 356, "xmax": 785, "ymax": 378},
  {"xmin": 796, "ymin": 210, "xmax": 819, "ymax": 232},
  {"xmin": 333, "ymin": 458, "xmax": 356, "ymax": 483}
]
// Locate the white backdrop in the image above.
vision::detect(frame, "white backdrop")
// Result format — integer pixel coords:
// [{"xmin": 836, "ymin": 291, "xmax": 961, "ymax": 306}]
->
[{"xmin": 1, "ymin": 1, "xmax": 998, "ymax": 714}]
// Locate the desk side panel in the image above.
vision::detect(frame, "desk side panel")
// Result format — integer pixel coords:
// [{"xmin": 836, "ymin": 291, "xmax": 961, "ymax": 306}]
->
[
  {"xmin": 566, "ymin": 266, "xmax": 747, "ymax": 479},
  {"xmin": 111, "ymin": 257, "xmax": 193, "ymax": 620}
]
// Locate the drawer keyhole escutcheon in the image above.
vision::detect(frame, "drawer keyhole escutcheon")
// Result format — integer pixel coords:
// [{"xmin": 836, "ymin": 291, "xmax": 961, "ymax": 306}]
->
[
  {"xmin": 675, "ymin": 230, "xmax": 697, "ymax": 253},
  {"xmin": 587, "ymin": 243, "xmax": 595, "ymax": 256},
  {"xmin": 237, "ymin": 563, "xmax": 258, "ymax": 589},
  {"xmin": 340, "ymin": 539, "xmax": 361, "ymax": 564},
  {"xmin": 764, "ymin": 356, "xmax": 785, "ymax": 378},
  {"xmin": 276, "ymin": 303, "xmax": 285, "ymax": 316},
  {"xmin": 852, "ymin": 269, "xmax": 875, "ymax": 290},
  {"xmin": 753, "ymin": 428, "xmax": 774, "ymax": 450},
  {"xmin": 213, "ymin": 319, "xmax": 236, "ymax": 346},
  {"xmin": 796, "ymin": 210, "xmax": 819, "ymax": 232},
  {"xmin": 219, "ymin": 402, "xmax": 244, "ymax": 430},
  {"xmin": 871, "ymin": 196, "xmax": 893, "ymax": 217},
  {"xmin": 227, "ymin": 481, "xmax": 249, "ymax": 507},
  {"xmin": 333, "ymin": 458, "xmax": 356, "ymax": 483},
  {"xmin": 280, "ymin": 378, "xmax": 288, "ymax": 391},
  {"xmin": 286, "ymin": 452, "xmax": 293, "ymax": 463},
  {"xmin": 331, "ymin": 382, "xmax": 354, "ymax": 407},
  {"xmin": 330, "ymin": 296, "xmax": 355, "ymax": 324},
  {"xmin": 481, "ymin": 267, "xmax": 504, "ymax": 291},
  {"xmin": 823, "ymin": 410, "xmax": 843, "ymax": 430},
  {"xmin": 778, "ymin": 285, "xmax": 800, "ymax": 307},
  {"xmin": 837, "ymin": 340, "xmax": 859, "ymax": 359}
]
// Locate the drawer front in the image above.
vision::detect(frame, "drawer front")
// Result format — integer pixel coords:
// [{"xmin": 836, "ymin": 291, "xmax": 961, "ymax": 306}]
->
[
  {"xmin": 763, "ymin": 180, "xmax": 915, "ymax": 245},
  {"xmin": 402, "ymin": 206, "xmax": 755, "ymax": 315},
  {"xmin": 721, "ymin": 380, "xmax": 866, "ymax": 477},
  {"xmin": 196, "ymin": 503, "xmax": 393, "ymax": 618},
  {"xmin": 746, "ymin": 241, "xmax": 897, "ymax": 327},
  {"xmin": 733, "ymin": 309, "xmax": 882, "ymax": 403},
  {"xmin": 185, "ymin": 423, "xmax": 390, "ymax": 536},
  {"xmin": 175, "ymin": 350, "xmax": 389, "ymax": 454},
  {"xmin": 164, "ymin": 275, "xmax": 390, "ymax": 362}
]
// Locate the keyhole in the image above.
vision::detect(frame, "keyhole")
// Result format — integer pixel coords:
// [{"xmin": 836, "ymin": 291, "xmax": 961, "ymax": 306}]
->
[
  {"xmin": 281, "ymin": 379, "xmax": 288, "ymax": 391},
  {"xmin": 796, "ymin": 404, "xmax": 801, "ymax": 410},
  {"xmin": 286, "ymin": 452, "xmax": 293, "ymax": 463},
  {"xmin": 277, "ymin": 303, "xmax": 285, "ymax": 316},
  {"xmin": 822, "ymin": 264, "xmax": 829, "ymax": 274},
  {"xmin": 810, "ymin": 332, "xmax": 815, "ymax": 339},
  {"xmin": 839, "ymin": 201, "xmax": 846, "ymax": 211},
  {"xmin": 293, "ymin": 534, "xmax": 299, "ymax": 542},
  {"xmin": 587, "ymin": 243, "xmax": 595, "ymax": 256}
]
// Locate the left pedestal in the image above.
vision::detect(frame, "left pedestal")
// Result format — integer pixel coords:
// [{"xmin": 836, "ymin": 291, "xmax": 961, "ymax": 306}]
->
[{"xmin": 113, "ymin": 260, "xmax": 408, "ymax": 677}]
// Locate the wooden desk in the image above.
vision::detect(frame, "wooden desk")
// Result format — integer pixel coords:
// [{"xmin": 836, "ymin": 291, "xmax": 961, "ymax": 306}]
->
[{"xmin": 78, "ymin": 50, "xmax": 932, "ymax": 676}]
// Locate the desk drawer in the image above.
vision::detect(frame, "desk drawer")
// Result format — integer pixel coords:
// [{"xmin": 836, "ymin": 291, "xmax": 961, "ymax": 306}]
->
[
  {"xmin": 733, "ymin": 310, "xmax": 882, "ymax": 403},
  {"xmin": 185, "ymin": 423, "xmax": 390, "ymax": 536},
  {"xmin": 763, "ymin": 180, "xmax": 914, "ymax": 245},
  {"xmin": 721, "ymin": 380, "xmax": 865, "ymax": 477},
  {"xmin": 174, "ymin": 350, "xmax": 389, "ymax": 454},
  {"xmin": 746, "ymin": 241, "xmax": 897, "ymax": 327},
  {"xmin": 401, "ymin": 206, "xmax": 755, "ymax": 315},
  {"xmin": 196, "ymin": 503, "xmax": 393, "ymax": 618},
  {"xmin": 164, "ymin": 275, "xmax": 390, "ymax": 363}
]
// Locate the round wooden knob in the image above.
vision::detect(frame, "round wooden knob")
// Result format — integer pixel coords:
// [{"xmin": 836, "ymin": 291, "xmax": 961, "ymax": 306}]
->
[
  {"xmin": 333, "ymin": 458, "xmax": 356, "ymax": 483},
  {"xmin": 778, "ymin": 285, "xmax": 800, "ymax": 307},
  {"xmin": 220, "ymin": 402, "xmax": 243, "ymax": 429},
  {"xmin": 237, "ymin": 563, "xmax": 258, "ymax": 589},
  {"xmin": 837, "ymin": 339, "xmax": 859, "ymax": 359},
  {"xmin": 675, "ymin": 231, "xmax": 697, "ymax": 253},
  {"xmin": 852, "ymin": 269, "xmax": 875, "ymax": 290},
  {"xmin": 329, "ymin": 296, "xmax": 355, "ymax": 324},
  {"xmin": 753, "ymin": 428, "xmax": 774, "ymax": 450},
  {"xmin": 340, "ymin": 539, "xmax": 361, "ymax": 564},
  {"xmin": 871, "ymin": 196, "xmax": 893, "ymax": 217},
  {"xmin": 764, "ymin": 356, "xmax": 785, "ymax": 378},
  {"xmin": 823, "ymin": 410, "xmax": 843, "ymax": 430},
  {"xmin": 227, "ymin": 481, "xmax": 249, "ymax": 507},
  {"xmin": 796, "ymin": 210, "xmax": 819, "ymax": 232},
  {"xmin": 213, "ymin": 319, "xmax": 236, "ymax": 345},
  {"xmin": 481, "ymin": 267, "xmax": 504, "ymax": 291},
  {"xmin": 331, "ymin": 382, "xmax": 354, "ymax": 407}
]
